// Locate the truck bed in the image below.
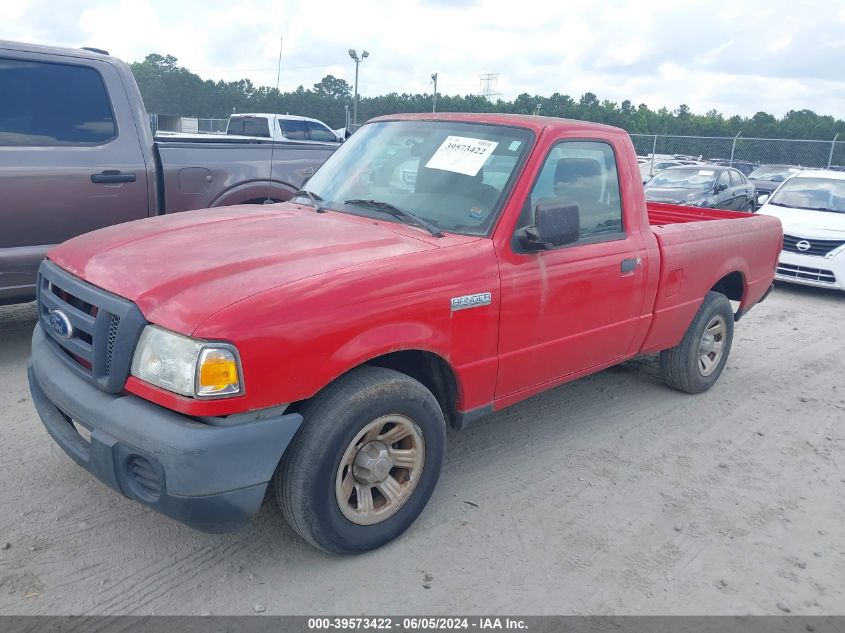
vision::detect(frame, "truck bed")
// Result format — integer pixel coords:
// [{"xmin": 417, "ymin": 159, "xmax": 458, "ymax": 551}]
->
[
  {"xmin": 639, "ymin": 202, "xmax": 783, "ymax": 354},
  {"xmin": 647, "ymin": 201, "xmax": 752, "ymax": 225}
]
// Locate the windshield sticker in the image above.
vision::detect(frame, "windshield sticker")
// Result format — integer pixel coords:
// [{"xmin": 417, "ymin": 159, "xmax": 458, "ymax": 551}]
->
[
  {"xmin": 698, "ymin": 170, "xmax": 715, "ymax": 175},
  {"xmin": 508, "ymin": 140, "xmax": 522, "ymax": 152},
  {"xmin": 425, "ymin": 136, "xmax": 499, "ymax": 176},
  {"xmin": 469, "ymin": 207, "xmax": 484, "ymax": 220}
]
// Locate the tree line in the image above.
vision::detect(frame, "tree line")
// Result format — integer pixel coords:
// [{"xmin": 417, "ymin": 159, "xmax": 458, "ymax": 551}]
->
[{"xmin": 130, "ymin": 53, "xmax": 845, "ymax": 141}]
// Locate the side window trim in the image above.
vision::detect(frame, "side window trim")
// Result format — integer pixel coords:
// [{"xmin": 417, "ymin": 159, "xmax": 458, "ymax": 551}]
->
[{"xmin": 513, "ymin": 138, "xmax": 626, "ymax": 252}]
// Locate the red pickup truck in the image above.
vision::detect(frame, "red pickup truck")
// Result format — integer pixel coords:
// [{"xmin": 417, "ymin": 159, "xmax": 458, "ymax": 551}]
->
[{"xmin": 28, "ymin": 113, "xmax": 782, "ymax": 554}]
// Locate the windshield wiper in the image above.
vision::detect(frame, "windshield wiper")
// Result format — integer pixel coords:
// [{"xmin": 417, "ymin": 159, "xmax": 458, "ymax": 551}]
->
[
  {"xmin": 293, "ymin": 189, "xmax": 327, "ymax": 213},
  {"xmin": 344, "ymin": 199, "xmax": 445, "ymax": 237}
]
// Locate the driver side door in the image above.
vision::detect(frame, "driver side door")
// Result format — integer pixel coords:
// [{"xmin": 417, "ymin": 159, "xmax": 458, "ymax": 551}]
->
[{"xmin": 495, "ymin": 139, "xmax": 650, "ymax": 398}]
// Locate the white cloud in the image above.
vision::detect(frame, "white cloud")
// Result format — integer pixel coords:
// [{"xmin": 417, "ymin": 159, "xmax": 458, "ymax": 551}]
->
[{"xmin": 2, "ymin": 0, "xmax": 845, "ymax": 118}]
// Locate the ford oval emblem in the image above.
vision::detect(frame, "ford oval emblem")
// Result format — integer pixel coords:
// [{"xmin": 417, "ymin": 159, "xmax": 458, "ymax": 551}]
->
[
  {"xmin": 796, "ymin": 240, "xmax": 811, "ymax": 252},
  {"xmin": 49, "ymin": 309, "xmax": 74, "ymax": 340}
]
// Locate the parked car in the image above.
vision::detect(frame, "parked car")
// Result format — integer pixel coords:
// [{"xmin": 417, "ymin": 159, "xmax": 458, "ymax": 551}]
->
[
  {"xmin": 757, "ymin": 169, "xmax": 845, "ymax": 291},
  {"xmin": 748, "ymin": 164, "xmax": 803, "ymax": 203},
  {"xmin": 639, "ymin": 159, "xmax": 686, "ymax": 183},
  {"xmin": 709, "ymin": 159, "xmax": 760, "ymax": 176},
  {"xmin": 0, "ymin": 40, "xmax": 336, "ymax": 305},
  {"xmin": 645, "ymin": 165, "xmax": 756, "ymax": 211},
  {"xmin": 227, "ymin": 113, "xmax": 342, "ymax": 143},
  {"xmin": 28, "ymin": 113, "xmax": 781, "ymax": 554}
]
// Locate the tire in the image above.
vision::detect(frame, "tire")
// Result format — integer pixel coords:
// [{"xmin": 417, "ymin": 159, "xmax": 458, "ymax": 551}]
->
[
  {"xmin": 660, "ymin": 291, "xmax": 734, "ymax": 394},
  {"xmin": 745, "ymin": 200, "xmax": 755, "ymax": 213},
  {"xmin": 276, "ymin": 366, "xmax": 446, "ymax": 554}
]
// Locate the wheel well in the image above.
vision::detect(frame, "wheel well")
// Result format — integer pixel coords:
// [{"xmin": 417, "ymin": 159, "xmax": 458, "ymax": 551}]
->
[
  {"xmin": 711, "ymin": 271, "xmax": 744, "ymax": 302},
  {"xmin": 366, "ymin": 351, "xmax": 459, "ymax": 428},
  {"xmin": 288, "ymin": 350, "xmax": 459, "ymax": 427}
]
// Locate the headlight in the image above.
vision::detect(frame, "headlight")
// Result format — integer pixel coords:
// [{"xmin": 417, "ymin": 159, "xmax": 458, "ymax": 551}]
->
[{"xmin": 130, "ymin": 325, "xmax": 243, "ymax": 398}]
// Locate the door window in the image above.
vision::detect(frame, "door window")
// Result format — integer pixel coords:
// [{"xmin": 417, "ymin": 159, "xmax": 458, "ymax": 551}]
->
[
  {"xmin": 279, "ymin": 119, "xmax": 308, "ymax": 140},
  {"xmin": 729, "ymin": 170, "xmax": 745, "ymax": 186},
  {"xmin": 227, "ymin": 116, "xmax": 271, "ymax": 137},
  {"xmin": 520, "ymin": 140, "xmax": 624, "ymax": 244},
  {"xmin": 717, "ymin": 171, "xmax": 731, "ymax": 190},
  {"xmin": 306, "ymin": 121, "xmax": 337, "ymax": 142},
  {"xmin": 0, "ymin": 58, "xmax": 116, "ymax": 146}
]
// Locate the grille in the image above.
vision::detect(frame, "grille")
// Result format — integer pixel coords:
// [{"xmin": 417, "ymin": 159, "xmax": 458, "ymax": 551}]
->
[
  {"xmin": 105, "ymin": 315, "xmax": 121, "ymax": 374},
  {"xmin": 126, "ymin": 455, "xmax": 162, "ymax": 501},
  {"xmin": 782, "ymin": 234, "xmax": 845, "ymax": 257},
  {"xmin": 777, "ymin": 263, "xmax": 836, "ymax": 284},
  {"xmin": 37, "ymin": 260, "xmax": 146, "ymax": 393}
]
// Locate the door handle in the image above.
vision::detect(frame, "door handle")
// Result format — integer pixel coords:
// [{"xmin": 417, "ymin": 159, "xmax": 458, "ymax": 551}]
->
[
  {"xmin": 91, "ymin": 170, "xmax": 136, "ymax": 184},
  {"xmin": 621, "ymin": 257, "xmax": 641, "ymax": 273}
]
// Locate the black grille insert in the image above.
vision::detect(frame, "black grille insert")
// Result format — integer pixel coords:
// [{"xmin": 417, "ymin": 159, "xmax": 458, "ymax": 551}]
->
[
  {"xmin": 782, "ymin": 234, "xmax": 845, "ymax": 257},
  {"xmin": 777, "ymin": 263, "xmax": 836, "ymax": 284}
]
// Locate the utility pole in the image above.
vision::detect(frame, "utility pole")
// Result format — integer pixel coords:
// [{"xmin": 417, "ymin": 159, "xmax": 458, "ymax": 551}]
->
[
  {"xmin": 431, "ymin": 73, "xmax": 438, "ymax": 113},
  {"xmin": 828, "ymin": 132, "xmax": 839, "ymax": 169},
  {"xmin": 729, "ymin": 131, "xmax": 742, "ymax": 167},
  {"xmin": 534, "ymin": 103, "xmax": 542, "ymax": 116},
  {"xmin": 348, "ymin": 49, "xmax": 369, "ymax": 128}
]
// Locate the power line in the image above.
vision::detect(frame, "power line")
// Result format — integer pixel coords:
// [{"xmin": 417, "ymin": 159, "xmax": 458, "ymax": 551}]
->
[{"xmin": 190, "ymin": 61, "xmax": 355, "ymax": 73}]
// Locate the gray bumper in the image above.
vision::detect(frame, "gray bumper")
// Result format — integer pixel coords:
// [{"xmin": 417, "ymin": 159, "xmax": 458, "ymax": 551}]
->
[{"xmin": 28, "ymin": 325, "xmax": 303, "ymax": 533}]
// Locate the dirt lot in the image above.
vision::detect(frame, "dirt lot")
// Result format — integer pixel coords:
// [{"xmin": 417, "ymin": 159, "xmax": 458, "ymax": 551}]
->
[{"xmin": 0, "ymin": 283, "xmax": 843, "ymax": 616}]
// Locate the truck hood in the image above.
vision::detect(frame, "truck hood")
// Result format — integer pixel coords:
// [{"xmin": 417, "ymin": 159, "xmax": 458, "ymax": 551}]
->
[
  {"xmin": 757, "ymin": 204, "xmax": 845, "ymax": 238},
  {"xmin": 48, "ymin": 204, "xmax": 439, "ymax": 334}
]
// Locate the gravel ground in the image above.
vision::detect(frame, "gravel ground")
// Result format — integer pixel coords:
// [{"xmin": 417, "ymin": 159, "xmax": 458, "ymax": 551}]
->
[{"xmin": 0, "ymin": 283, "xmax": 843, "ymax": 616}]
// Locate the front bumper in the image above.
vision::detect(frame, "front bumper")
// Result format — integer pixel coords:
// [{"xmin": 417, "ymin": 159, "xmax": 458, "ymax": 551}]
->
[
  {"xmin": 28, "ymin": 325, "xmax": 303, "ymax": 533},
  {"xmin": 774, "ymin": 250, "xmax": 845, "ymax": 291}
]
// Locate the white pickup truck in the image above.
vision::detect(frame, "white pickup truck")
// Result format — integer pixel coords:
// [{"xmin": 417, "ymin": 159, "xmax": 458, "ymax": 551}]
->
[{"xmin": 226, "ymin": 113, "xmax": 343, "ymax": 143}]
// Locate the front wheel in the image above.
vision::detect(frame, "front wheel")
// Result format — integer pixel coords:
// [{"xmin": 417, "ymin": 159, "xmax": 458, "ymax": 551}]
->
[
  {"xmin": 660, "ymin": 291, "xmax": 734, "ymax": 394},
  {"xmin": 276, "ymin": 366, "xmax": 446, "ymax": 554}
]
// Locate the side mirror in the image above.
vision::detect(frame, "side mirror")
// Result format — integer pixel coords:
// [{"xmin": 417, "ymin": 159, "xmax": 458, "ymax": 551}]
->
[
  {"xmin": 757, "ymin": 193, "xmax": 769, "ymax": 205},
  {"xmin": 715, "ymin": 183, "xmax": 728, "ymax": 193},
  {"xmin": 516, "ymin": 201, "xmax": 580, "ymax": 251}
]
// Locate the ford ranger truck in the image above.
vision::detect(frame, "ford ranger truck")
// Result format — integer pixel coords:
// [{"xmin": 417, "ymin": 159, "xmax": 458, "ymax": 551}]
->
[{"xmin": 28, "ymin": 113, "xmax": 783, "ymax": 554}]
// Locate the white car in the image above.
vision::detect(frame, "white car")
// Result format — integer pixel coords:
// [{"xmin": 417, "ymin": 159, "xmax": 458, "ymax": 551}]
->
[
  {"xmin": 757, "ymin": 170, "xmax": 845, "ymax": 291},
  {"xmin": 226, "ymin": 113, "xmax": 342, "ymax": 143}
]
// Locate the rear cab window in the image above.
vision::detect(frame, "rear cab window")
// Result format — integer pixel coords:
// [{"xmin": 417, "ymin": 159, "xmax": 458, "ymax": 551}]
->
[{"xmin": 0, "ymin": 57, "xmax": 116, "ymax": 146}]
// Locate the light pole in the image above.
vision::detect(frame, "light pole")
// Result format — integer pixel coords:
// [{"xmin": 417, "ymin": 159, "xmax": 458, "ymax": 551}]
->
[
  {"xmin": 348, "ymin": 48, "xmax": 369, "ymax": 128},
  {"xmin": 431, "ymin": 73, "xmax": 438, "ymax": 113}
]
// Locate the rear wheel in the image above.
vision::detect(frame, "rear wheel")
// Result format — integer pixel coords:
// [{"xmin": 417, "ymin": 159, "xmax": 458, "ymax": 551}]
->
[
  {"xmin": 660, "ymin": 291, "xmax": 734, "ymax": 394},
  {"xmin": 276, "ymin": 366, "xmax": 446, "ymax": 554}
]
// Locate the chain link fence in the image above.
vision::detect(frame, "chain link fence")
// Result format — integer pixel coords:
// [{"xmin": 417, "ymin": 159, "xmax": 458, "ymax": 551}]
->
[
  {"xmin": 631, "ymin": 133, "xmax": 845, "ymax": 175},
  {"xmin": 148, "ymin": 114, "xmax": 228, "ymax": 134}
]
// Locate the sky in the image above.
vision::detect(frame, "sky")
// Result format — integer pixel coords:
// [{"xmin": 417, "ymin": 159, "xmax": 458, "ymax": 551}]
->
[{"xmin": 4, "ymin": 0, "xmax": 845, "ymax": 119}]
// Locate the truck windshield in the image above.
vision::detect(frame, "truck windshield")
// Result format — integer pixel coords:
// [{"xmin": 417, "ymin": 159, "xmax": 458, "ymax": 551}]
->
[
  {"xmin": 300, "ymin": 120, "xmax": 533, "ymax": 236},
  {"xmin": 769, "ymin": 177, "xmax": 845, "ymax": 213},
  {"xmin": 647, "ymin": 168, "xmax": 716, "ymax": 190}
]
